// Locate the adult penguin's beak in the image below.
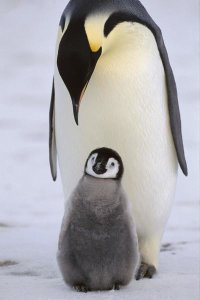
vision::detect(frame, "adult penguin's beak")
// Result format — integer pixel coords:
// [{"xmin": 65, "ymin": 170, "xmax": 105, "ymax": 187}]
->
[{"xmin": 57, "ymin": 19, "xmax": 102, "ymax": 125}]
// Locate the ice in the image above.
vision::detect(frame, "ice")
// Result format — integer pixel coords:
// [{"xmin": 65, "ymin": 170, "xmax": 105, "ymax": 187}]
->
[{"xmin": 0, "ymin": 1, "xmax": 199, "ymax": 299}]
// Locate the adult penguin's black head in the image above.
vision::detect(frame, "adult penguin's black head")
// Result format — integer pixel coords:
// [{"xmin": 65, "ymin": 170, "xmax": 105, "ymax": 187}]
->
[
  {"xmin": 56, "ymin": 0, "xmax": 147, "ymax": 125},
  {"xmin": 57, "ymin": 12, "xmax": 102, "ymax": 125}
]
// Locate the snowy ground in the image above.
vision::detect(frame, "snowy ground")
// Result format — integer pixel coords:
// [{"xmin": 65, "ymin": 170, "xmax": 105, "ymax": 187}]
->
[{"xmin": 0, "ymin": 1, "xmax": 199, "ymax": 299}]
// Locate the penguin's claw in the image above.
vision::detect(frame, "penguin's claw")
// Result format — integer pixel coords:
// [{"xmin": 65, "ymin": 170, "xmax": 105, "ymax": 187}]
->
[
  {"xmin": 74, "ymin": 284, "xmax": 89, "ymax": 293},
  {"xmin": 136, "ymin": 262, "xmax": 156, "ymax": 280}
]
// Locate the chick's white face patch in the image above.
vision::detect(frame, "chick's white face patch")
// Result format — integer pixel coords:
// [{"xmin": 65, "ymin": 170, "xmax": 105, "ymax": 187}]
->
[
  {"xmin": 85, "ymin": 154, "xmax": 119, "ymax": 179},
  {"xmin": 105, "ymin": 158, "xmax": 120, "ymax": 178}
]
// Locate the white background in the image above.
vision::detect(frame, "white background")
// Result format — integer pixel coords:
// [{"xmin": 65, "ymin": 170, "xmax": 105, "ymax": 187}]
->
[{"xmin": 0, "ymin": 1, "xmax": 199, "ymax": 299}]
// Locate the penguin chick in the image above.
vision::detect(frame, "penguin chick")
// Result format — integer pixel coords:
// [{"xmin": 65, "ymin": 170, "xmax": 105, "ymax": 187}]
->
[{"xmin": 57, "ymin": 147, "xmax": 139, "ymax": 292}]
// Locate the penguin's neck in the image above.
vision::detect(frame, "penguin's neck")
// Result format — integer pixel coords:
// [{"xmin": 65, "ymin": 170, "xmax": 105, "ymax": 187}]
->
[
  {"xmin": 100, "ymin": 22, "xmax": 158, "ymax": 75},
  {"xmin": 81, "ymin": 175, "xmax": 119, "ymax": 196},
  {"xmin": 80, "ymin": 175, "xmax": 121, "ymax": 210}
]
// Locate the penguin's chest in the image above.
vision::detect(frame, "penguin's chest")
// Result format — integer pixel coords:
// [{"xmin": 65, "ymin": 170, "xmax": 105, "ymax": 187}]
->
[
  {"xmin": 81, "ymin": 49, "xmax": 166, "ymax": 137},
  {"xmin": 77, "ymin": 37, "xmax": 170, "ymax": 159}
]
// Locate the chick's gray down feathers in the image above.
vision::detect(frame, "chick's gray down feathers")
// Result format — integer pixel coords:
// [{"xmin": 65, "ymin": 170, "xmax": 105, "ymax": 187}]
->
[{"xmin": 57, "ymin": 175, "xmax": 139, "ymax": 291}]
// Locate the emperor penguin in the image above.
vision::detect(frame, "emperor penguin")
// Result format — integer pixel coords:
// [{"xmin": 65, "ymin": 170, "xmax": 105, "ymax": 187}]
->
[
  {"xmin": 57, "ymin": 147, "xmax": 139, "ymax": 292},
  {"xmin": 49, "ymin": 0, "xmax": 188, "ymax": 279}
]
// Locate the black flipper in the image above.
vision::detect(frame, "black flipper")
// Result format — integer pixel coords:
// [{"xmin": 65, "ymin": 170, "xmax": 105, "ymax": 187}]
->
[
  {"xmin": 153, "ymin": 29, "xmax": 188, "ymax": 176},
  {"xmin": 49, "ymin": 79, "xmax": 57, "ymax": 181}
]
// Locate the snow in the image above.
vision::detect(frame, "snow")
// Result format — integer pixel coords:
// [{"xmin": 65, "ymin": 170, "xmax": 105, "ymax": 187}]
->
[{"xmin": 0, "ymin": 0, "xmax": 199, "ymax": 299}]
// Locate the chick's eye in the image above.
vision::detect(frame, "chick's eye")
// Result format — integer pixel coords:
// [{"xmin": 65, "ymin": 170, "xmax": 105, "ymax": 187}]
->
[{"xmin": 111, "ymin": 162, "xmax": 115, "ymax": 167}]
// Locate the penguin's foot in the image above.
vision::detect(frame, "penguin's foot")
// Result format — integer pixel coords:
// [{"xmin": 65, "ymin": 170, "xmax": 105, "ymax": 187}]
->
[
  {"xmin": 114, "ymin": 283, "xmax": 121, "ymax": 290},
  {"xmin": 74, "ymin": 284, "xmax": 89, "ymax": 293},
  {"xmin": 136, "ymin": 262, "xmax": 156, "ymax": 280}
]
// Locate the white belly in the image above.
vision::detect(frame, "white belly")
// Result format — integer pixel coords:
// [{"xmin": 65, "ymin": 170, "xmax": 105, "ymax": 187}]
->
[{"xmin": 55, "ymin": 24, "xmax": 178, "ymax": 236}]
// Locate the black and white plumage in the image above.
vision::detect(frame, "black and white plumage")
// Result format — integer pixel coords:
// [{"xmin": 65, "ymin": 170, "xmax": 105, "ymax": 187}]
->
[
  {"xmin": 57, "ymin": 148, "xmax": 139, "ymax": 292},
  {"xmin": 50, "ymin": 0, "xmax": 187, "ymax": 179},
  {"xmin": 50, "ymin": 0, "xmax": 188, "ymax": 279}
]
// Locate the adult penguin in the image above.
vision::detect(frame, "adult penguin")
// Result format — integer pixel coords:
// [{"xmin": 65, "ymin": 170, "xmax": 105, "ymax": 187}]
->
[{"xmin": 49, "ymin": 0, "xmax": 187, "ymax": 279}]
